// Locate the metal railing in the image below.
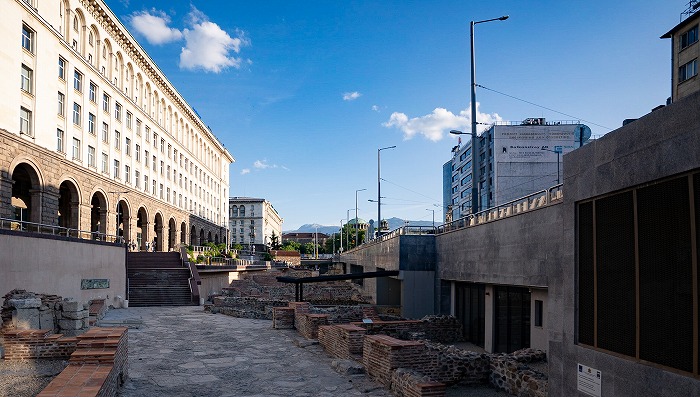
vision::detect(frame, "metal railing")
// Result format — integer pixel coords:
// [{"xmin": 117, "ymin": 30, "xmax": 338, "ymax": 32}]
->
[
  {"xmin": 436, "ymin": 184, "xmax": 563, "ymax": 234},
  {"xmin": 0, "ymin": 217, "xmax": 123, "ymax": 244}
]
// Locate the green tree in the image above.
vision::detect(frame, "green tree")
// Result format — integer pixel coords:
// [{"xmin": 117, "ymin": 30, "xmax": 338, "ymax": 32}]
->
[
  {"xmin": 281, "ymin": 240, "xmax": 300, "ymax": 251},
  {"xmin": 269, "ymin": 232, "xmax": 281, "ymax": 250},
  {"xmin": 336, "ymin": 224, "xmax": 366, "ymax": 250}
]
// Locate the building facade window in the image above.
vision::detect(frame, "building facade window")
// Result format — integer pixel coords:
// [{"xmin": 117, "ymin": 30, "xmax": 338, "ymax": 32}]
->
[
  {"xmin": 135, "ymin": 170, "xmax": 140, "ymax": 187},
  {"xmin": 87, "ymin": 145, "xmax": 95, "ymax": 167},
  {"xmin": 21, "ymin": 65, "xmax": 32, "ymax": 93},
  {"xmin": 57, "ymin": 92, "xmax": 65, "ymax": 116},
  {"xmin": 88, "ymin": 113, "xmax": 95, "ymax": 135},
  {"xmin": 72, "ymin": 138, "xmax": 80, "ymax": 160},
  {"xmin": 680, "ymin": 25, "xmax": 699, "ymax": 50},
  {"xmin": 101, "ymin": 153, "xmax": 108, "ymax": 173},
  {"xmin": 115, "ymin": 102, "xmax": 122, "ymax": 120},
  {"xmin": 22, "ymin": 24, "xmax": 34, "ymax": 53},
  {"xmin": 113, "ymin": 159, "xmax": 120, "ymax": 179},
  {"xmin": 135, "ymin": 144, "xmax": 141, "ymax": 162},
  {"xmin": 56, "ymin": 129, "xmax": 64, "ymax": 153},
  {"xmin": 89, "ymin": 81, "xmax": 97, "ymax": 102},
  {"xmin": 125, "ymin": 137, "xmax": 131, "ymax": 156},
  {"xmin": 73, "ymin": 70, "xmax": 82, "ymax": 92},
  {"xmin": 136, "ymin": 119, "xmax": 141, "ymax": 136},
  {"xmin": 102, "ymin": 93, "xmax": 109, "ymax": 112},
  {"xmin": 102, "ymin": 122, "xmax": 109, "ymax": 143},
  {"xmin": 144, "ymin": 175, "xmax": 148, "ymax": 192},
  {"xmin": 126, "ymin": 111, "xmax": 132, "ymax": 129},
  {"xmin": 19, "ymin": 107, "xmax": 32, "ymax": 136},
  {"xmin": 58, "ymin": 57, "xmax": 66, "ymax": 79},
  {"xmin": 679, "ymin": 58, "xmax": 698, "ymax": 83},
  {"xmin": 125, "ymin": 165, "xmax": 130, "ymax": 183},
  {"xmin": 114, "ymin": 131, "xmax": 121, "ymax": 150}
]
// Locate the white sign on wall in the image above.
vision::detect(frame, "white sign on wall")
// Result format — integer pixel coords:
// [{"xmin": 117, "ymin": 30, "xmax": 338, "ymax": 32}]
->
[{"xmin": 577, "ymin": 363, "xmax": 602, "ymax": 397}]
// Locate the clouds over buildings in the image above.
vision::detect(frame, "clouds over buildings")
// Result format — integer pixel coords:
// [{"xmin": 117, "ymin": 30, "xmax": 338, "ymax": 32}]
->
[
  {"xmin": 128, "ymin": 7, "xmax": 250, "ymax": 73},
  {"xmin": 382, "ymin": 104, "xmax": 502, "ymax": 141}
]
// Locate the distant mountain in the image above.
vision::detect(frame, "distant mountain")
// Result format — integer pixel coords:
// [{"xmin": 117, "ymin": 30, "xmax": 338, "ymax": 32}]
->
[{"xmin": 285, "ymin": 218, "xmax": 441, "ymax": 236}]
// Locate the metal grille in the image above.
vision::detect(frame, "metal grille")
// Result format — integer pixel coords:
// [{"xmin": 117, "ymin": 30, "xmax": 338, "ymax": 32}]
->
[
  {"xmin": 595, "ymin": 191, "xmax": 636, "ymax": 356},
  {"xmin": 577, "ymin": 201, "xmax": 595, "ymax": 346},
  {"xmin": 637, "ymin": 176, "xmax": 693, "ymax": 373}
]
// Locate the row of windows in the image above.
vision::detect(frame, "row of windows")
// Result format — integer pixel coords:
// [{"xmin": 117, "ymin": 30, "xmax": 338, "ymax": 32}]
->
[
  {"xmin": 20, "ymin": 16, "xmax": 224, "ymax": 223},
  {"xmin": 680, "ymin": 24, "xmax": 698, "ymax": 50}
]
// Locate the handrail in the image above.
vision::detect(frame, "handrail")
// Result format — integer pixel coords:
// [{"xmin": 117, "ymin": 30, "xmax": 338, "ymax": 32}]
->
[
  {"xmin": 435, "ymin": 183, "xmax": 563, "ymax": 235},
  {"xmin": 0, "ymin": 217, "xmax": 124, "ymax": 244}
]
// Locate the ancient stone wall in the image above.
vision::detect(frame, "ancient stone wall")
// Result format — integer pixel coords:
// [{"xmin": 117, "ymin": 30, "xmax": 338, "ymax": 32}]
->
[
  {"xmin": 318, "ymin": 324, "xmax": 366, "ymax": 359},
  {"xmin": 390, "ymin": 368, "xmax": 446, "ymax": 397}
]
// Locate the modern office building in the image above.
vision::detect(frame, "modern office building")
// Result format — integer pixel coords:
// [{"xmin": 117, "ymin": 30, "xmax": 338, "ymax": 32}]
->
[
  {"xmin": 662, "ymin": 2, "xmax": 700, "ymax": 102},
  {"xmin": 229, "ymin": 197, "xmax": 283, "ymax": 249},
  {"xmin": 1, "ymin": 0, "xmax": 234, "ymax": 250},
  {"xmin": 446, "ymin": 119, "xmax": 590, "ymax": 220}
]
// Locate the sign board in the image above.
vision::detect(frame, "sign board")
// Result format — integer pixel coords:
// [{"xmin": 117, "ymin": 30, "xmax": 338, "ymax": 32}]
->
[
  {"xmin": 494, "ymin": 124, "xmax": 577, "ymax": 163},
  {"xmin": 577, "ymin": 363, "xmax": 601, "ymax": 397},
  {"xmin": 81, "ymin": 279, "xmax": 110, "ymax": 290}
]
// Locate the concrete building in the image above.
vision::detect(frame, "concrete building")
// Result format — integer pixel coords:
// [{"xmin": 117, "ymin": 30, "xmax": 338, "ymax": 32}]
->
[
  {"xmin": 446, "ymin": 119, "xmax": 590, "ymax": 220},
  {"xmin": 229, "ymin": 197, "xmax": 283, "ymax": 249},
  {"xmin": 662, "ymin": 2, "xmax": 700, "ymax": 102},
  {"xmin": 0, "ymin": 0, "xmax": 234, "ymax": 251},
  {"xmin": 281, "ymin": 232, "xmax": 329, "ymax": 247}
]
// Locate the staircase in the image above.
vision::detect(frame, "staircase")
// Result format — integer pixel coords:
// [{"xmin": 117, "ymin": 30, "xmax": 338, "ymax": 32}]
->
[{"xmin": 127, "ymin": 252, "xmax": 195, "ymax": 306}]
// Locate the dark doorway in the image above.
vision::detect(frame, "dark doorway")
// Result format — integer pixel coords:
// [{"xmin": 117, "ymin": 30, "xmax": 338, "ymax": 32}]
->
[
  {"xmin": 494, "ymin": 286, "xmax": 531, "ymax": 353},
  {"xmin": 455, "ymin": 282, "xmax": 485, "ymax": 348}
]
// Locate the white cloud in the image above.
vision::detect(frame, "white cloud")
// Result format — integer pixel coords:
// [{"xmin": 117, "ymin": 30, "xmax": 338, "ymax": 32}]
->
[
  {"xmin": 240, "ymin": 169, "xmax": 250, "ymax": 175},
  {"xmin": 252, "ymin": 159, "xmax": 289, "ymax": 171},
  {"xmin": 179, "ymin": 6, "xmax": 250, "ymax": 73},
  {"xmin": 371, "ymin": 105, "xmax": 380, "ymax": 112},
  {"xmin": 342, "ymin": 91, "xmax": 362, "ymax": 101},
  {"xmin": 129, "ymin": 10, "xmax": 183, "ymax": 45},
  {"xmin": 382, "ymin": 103, "xmax": 502, "ymax": 142}
]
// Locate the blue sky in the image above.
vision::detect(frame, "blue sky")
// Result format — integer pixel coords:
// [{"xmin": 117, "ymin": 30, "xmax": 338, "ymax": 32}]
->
[{"xmin": 106, "ymin": 0, "xmax": 681, "ymax": 230}]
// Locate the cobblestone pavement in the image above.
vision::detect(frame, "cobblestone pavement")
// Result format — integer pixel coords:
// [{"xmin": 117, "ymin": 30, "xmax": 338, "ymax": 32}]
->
[{"xmin": 102, "ymin": 306, "xmax": 508, "ymax": 397}]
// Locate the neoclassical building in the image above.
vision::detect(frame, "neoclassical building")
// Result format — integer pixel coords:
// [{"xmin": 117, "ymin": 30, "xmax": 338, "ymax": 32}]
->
[
  {"xmin": 0, "ymin": 0, "xmax": 234, "ymax": 250},
  {"xmin": 229, "ymin": 197, "xmax": 283, "ymax": 249}
]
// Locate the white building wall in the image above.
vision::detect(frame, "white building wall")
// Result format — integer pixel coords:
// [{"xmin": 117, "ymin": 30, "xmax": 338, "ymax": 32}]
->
[{"xmin": 1, "ymin": 0, "xmax": 233, "ymax": 232}]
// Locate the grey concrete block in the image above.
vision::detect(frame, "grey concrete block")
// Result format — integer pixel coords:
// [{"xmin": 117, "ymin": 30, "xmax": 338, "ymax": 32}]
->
[
  {"xmin": 61, "ymin": 300, "xmax": 83, "ymax": 311},
  {"xmin": 14, "ymin": 308, "xmax": 40, "ymax": 329},
  {"xmin": 58, "ymin": 319, "xmax": 83, "ymax": 330},
  {"xmin": 39, "ymin": 310, "xmax": 54, "ymax": 330},
  {"xmin": 8, "ymin": 298, "xmax": 41, "ymax": 309}
]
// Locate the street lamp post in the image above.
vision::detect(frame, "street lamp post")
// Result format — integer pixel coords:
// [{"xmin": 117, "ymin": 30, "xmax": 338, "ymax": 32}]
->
[
  {"xmin": 378, "ymin": 145, "xmax": 396, "ymax": 237},
  {"xmin": 339, "ymin": 219, "xmax": 344, "ymax": 253},
  {"xmin": 451, "ymin": 15, "xmax": 508, "ymax": 216},
  {"xmin": 540, "ymin": 147, "xmax": 561, "ymax": 184},
  {"xmin": 355, "ymin": 188, "xmax": 366, "ymax": 248},
  {"xmin": 346, "ymin": 208, "xmax": 353, "ymax": 250}
]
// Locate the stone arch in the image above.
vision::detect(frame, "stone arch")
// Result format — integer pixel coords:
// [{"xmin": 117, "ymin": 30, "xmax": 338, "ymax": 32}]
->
[
  {"xmin": 88, "ymin": 24, "xmax": 99, "ymax": 65},
  {"xmin": 58, "ymin": 177, "xmax": 81, "ymax": 230},
  {"xmin": 89, "ymin": 190, "xmax": 108, "ymax": 239},
  {"xmin": 114, "ymin": 51, "xmax": 124, "ymax": 88},
  {"xmin": 137, "ymin": 206, "xmax": 149, "ymax": 250},
  {"xmin": 167, "ymin": 217, "xmax": 176, "ymax": 251},
  {"xmin": 102, "ymin": 39, "xmax": 112, "ymax": 78},
  {"xmin": 199, "ymin": 228, "xmax": 205, "ymax": 245},
  {"xmin": 135, "ymin": 73, "xmax": 143, "ymax": 106},
  {"xmin": 59, "ymin": 0, "xmax": 69, "ymax": 38},
  {"xmin": 115, "ymin": 198, "xmax": 131, "ymax": 243},
  {"xmin": 190, "ymin": 225, "xmax": 197, "ymax": 246},
  {"xmin": 153, "ymin": 212, "xmax": 164, "ymax": 251},
  {"xmin": 10, "ymin": 160, "xmax": 44, "ymax": 225},
  {"xmin": 214, "ymin": 233, "xmax": 219, "ymax": 245},
  {"xmin": 180, "ymin": 221, "xmax": 187, "ymax": 245},
  {"xmin": 207, "ymin": 231, "xmax": 212, "ymax": 244},
  {"xmin": 73, "ymin": 8, "xmax": 87, "ymax": 56},
  {"xmin": 126, "ymin": 62, "xmax": 134, "ymax": 96}
]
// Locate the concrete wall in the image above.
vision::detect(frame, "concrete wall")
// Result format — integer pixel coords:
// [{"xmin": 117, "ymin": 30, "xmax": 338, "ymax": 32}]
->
[
  {"xmin": 199, "ymin": 271, "xmax": 239, "ymax": 298},
  {"xmin": 339, "ymin": 234, "xmax": 436, "ymax": 318},
  {"xmin": 551, "ymin": 90, "xmax": 700, "ymax": 396},
  {"xmin": 436, "ymin": 203, "xmax": 562, "ymax": 287},
  {"xmin": 530, "ymin": 288, "xmax": 547, "ymax": 352},
  {"xmin": 0, "ymin": 232, "xmax": 126, "ymax": 305}
]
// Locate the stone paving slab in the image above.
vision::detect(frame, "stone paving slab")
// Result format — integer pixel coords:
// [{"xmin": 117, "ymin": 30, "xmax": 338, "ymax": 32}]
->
[{"xmin": 108, "ymin": 306, "xmax": 392, "ymax": 397}]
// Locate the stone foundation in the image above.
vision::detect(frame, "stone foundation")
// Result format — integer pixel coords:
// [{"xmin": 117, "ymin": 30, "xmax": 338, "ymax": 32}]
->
[
  {"xmin": 391, "ymin": 368, "xmax": 446, "ymax": 397},
  {"xmin": 318, "ymin": 324, "xmax": 366, "ymax": 359},
  {"xmin": 271, "ymin": 307, "xmax": 295, "ymax": 329},
  {"xmin": 489, "ymin": 348, "xmax": 548, "ymax": 397}
]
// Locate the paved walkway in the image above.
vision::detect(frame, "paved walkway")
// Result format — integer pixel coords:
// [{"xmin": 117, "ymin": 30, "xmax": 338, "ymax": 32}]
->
[
  {"xmin": 103, "ymin": 306, "xmax": 507, "ymax": 397},
  {"xmin": 105, "ymin": 306, "xmax": 391, "ymax": 397}
]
